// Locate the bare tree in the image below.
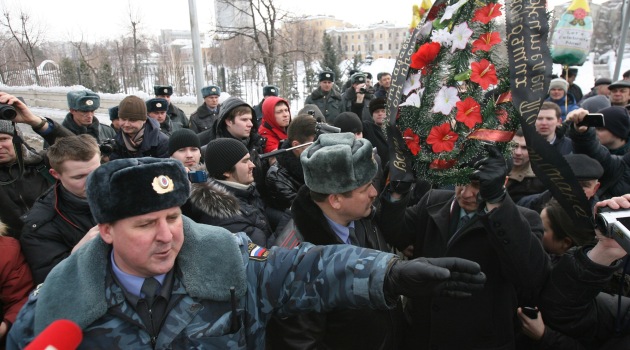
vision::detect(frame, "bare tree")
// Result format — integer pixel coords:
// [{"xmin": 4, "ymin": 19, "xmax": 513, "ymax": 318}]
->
[
  {"xmin": 0, "ymin": 7, "xmax": 45, "ymax": 85},
  {"xmin": 213, "ymin": 0, "xmax": 296, "ymax": 84},
  {"xmin": 126, "ymin": 1, "xmax": 144, "ymax": 90}
]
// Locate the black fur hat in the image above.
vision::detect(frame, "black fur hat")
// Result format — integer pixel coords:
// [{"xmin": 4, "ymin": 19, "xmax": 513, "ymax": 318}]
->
[
  {"xmin": 86, "ymin": 158, "xmax": 190, "ymax": 223},
  {"xmin": 146, "ymin": 98, "xmax": 168, "ymax": 113},
  {"xmin": 154, "ymin": 85, "xmax": 173, "ymax": 96}
]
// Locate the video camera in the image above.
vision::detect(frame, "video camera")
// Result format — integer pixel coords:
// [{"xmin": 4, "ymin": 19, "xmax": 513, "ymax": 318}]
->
[
  {"xmin": 187, "ymin": 170, "xmax": 208, "ymax": 183},
  {"xmin": 99, "ymin": 139, "xmax": 118, "ymax": 156},
  {"xmin": 0, "ymin": 103, "xmax": 17, "ymax": 120},
  {"xmin": 595, "ymin": 211, "xmax": 630, "ymax": 253}
]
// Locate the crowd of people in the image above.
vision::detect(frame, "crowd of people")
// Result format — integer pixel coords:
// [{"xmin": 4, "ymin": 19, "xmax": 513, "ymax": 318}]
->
[{"xmin": 0, "ymin": 66, "xmax": 629, "ymax": 349}]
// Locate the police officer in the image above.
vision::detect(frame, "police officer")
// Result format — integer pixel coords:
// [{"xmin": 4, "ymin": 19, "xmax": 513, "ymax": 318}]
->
[
  {"xmin": 8, "ymin": 157, "xmax": 485, "ymax": 348},
  {"xmin": 154, "ymin": 85, "xmax": 189, "ymax": 129}
]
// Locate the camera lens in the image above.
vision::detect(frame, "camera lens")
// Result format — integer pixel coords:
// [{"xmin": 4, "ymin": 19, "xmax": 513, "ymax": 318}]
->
[{"xmin": 0, "ymin": 103, "xmax": 17, "ymax": 120}]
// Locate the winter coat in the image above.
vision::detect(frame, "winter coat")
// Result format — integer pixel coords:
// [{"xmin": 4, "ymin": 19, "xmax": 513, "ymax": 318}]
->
[
  {"xmin": 551, "ymin": 126, "xmax": 573, "ymax": 155},
  {"xmin": 362, "ymin": 120, "xmax": 389, "ymax": 168},
  {"xmin": 20, "ymin": 183, "xmax": 96, "ymax": 285},
  {"xmin": 258, "ymin": 96, "xmax": 290, "ymax": 153},
  {"xmin": 569, "ymin": 126, "xmax": 630, "ymax": 200},
  {"xmin": 264, "ymin": 142, "xmax": 304, "ymax": 211},
  {"xmin": 109, "ymin": 118, "xmax": 170, "ymax": 160},
  {"xmin": 199, "ymin": 97, "xmax": 270, "ymax": 203},
  {"xmin": 188, "ymin": 179, "xmax": 275, "ymax": 248},
  {"xmin": 267, "ymin": 185, "xmax": 401, "ymax": 350},
  {"xmin": 374, "ymin": 85, "xmax": 389, "ymax": 99},
  {"xmin": 304, "ymin": 87, "xmax": 343, "ymax": 123},
  {"xmin": 507, "ymin": 165, "xmax": 545, "ymax": 203},
  {"xmin": 539, "ymin": 246, "xmax": 630, "ymax": 349},
  {"xmin": 157, "ymin": 115, "xmax": 183, "ymax": 136},
  {"xmin": 545, "ymin": 93, "xmax": 579, "ymax": 121},
  {"xmin": 166, "ymin": 103, "xmax": 189, "ymax": 129},
  {"xmin": 7, "ymin": 216, "xmax": 398, "ymax": 349},
  {"xmin": 61, "ymin": 113, "xmax": 116, "ymax": 143},
  {"xmin": 378, "ymin": 189, "xmax": 549, "ymax": 350},
  {"xmin": 340, "ymin": 87, "xmax": 374, "ymax": 122},
  {"xmin": 0, "ymin": 119, "xmax": 72, "ymax": 238},
  {"xmin": 0, "ymin": 236, "xmax": 33, "ymax": 326},
  {"xmin": 253, "ymin": 100, "xmax": 264, "ymax": 124},
  {"xmin": 189, "ymin": 104, "xmax": 220, "ymax": 134}
]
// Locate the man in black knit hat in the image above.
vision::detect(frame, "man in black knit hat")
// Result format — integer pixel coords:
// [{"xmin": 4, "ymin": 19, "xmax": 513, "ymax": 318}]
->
[{"xmin": 168, "ymin": 129, "xmax": 201, "ymax": 170}]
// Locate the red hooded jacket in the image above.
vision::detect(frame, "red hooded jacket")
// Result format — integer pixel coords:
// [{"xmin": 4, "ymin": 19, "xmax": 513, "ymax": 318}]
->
[{"xmin": 258, "ymin": 96, "xmax": 291, "ymax": 153}]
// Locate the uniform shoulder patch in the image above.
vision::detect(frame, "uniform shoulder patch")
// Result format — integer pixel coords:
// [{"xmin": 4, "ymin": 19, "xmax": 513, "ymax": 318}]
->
[{"xmin": 248, "ymin": 242, "xmax": 269, "ymax": 261}]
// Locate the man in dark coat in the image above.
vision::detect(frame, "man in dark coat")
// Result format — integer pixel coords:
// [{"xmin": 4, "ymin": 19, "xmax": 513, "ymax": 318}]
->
[
  {"xmin": 20, "ymin": 135, "xmax": 101, "ymax": 284},
  {"xmin": 109, "ymin": 96, "xmax": 169, "ymax": 160},
  {"xmin": 536, "ymin": 101, "xmax": 573, "ymax": 155},
  {"xmin": 189, "ymin": 85, "xmax": 221, "ymax": 134},
  {"xmin": 304, "ymin": 71, "xmax": 343, "ymax": 123},
  {"xmin": 378, "ymin": 147, "xmax": 549, "ymax": 349},
  {"xmin": 374, "ymin": 72, "xmax": 392, "ymax": 99},
  {"xmin": 62, "ymin": 90, "xmax": 116, "ymax": 144},
  {"xmin": 363, "ymin": 98, "xmax": 390, "ymax": 168},
  {"xmin": 154, "ymin": 85, "xmax": 189, "ymax": 129},
  {"xmin": 146, "ymin": 98, "xmax": 181, "ymax": 136},
  {"xmin": 0, "ymin": 92, "xmax": 73, "ymax": 238},
  {"xmin": 265, "ymin": 114, "xmax": 316, "ymax": 211},
  {"xmin": 506, "ymin": 129, "xmax": 545, "ymax": 203},
  {"xmin": 197, "ymin": 97, "xmax": 270, "ymax": 206},
  {"xmin": 268, "ymin": 132, "xmax": 402, "ymax": 350},
  {"xmin": 340, "ymin": 72, "xmax": 374, "ymax": 122},
  {"xmin": 187, "ymin": 138, "xmax": 276, "ymax": 248}
]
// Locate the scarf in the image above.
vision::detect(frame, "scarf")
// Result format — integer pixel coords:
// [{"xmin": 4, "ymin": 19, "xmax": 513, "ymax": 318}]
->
[{"xmin": 122, "ymin": 124, "xmax": 146, "ymax": 152}]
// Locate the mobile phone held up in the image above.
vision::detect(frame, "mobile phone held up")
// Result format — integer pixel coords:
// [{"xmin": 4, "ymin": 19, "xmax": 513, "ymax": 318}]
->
[
  {"xmin": 577, "ymin": 113, "xmax": 605, "ymax": 128},
  {"xmin": 521, "ymin": 306, "xmax": 538, "ymax": 319}
]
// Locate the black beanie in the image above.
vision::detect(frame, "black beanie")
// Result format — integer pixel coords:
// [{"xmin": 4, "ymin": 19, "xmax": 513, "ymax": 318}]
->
[
  {"xmin": 204, "ymin": 138, "xmax": 249, "ymax": 178},
  {"xmin": 333, "ymin": 112, "xmax": 363, "ymax": 134},
  {"xmin": 168, "ymin": 129, "xmax": 201, "ymax": 155},
  {"xmin": 601, "ymin": 106, "xmax": 630, "ymax": 140}
]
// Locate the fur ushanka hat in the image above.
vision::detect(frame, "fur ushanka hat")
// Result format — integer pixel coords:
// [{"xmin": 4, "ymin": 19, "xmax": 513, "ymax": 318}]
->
[
  {"xmin": 300, "ymin": 132, "xmax": 376, "ymax": 194},
  {"xmin": 86, "ymin": 158, "xmax": 190, "ymax": 223}
]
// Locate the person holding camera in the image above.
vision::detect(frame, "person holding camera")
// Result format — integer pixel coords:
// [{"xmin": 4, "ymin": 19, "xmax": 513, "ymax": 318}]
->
[
  {"xmin": 378, "ymin": 145, "xmax": 550, "ymax": 349},
  {"xmin": 62, "ymin": 90, "xmax": 116, "ymax": 144},
  {"xmin": 109, "ymin": 95, "xmax": 169, "ymax": 160},
  {"xmin": 19, "ymin": 135, "xmax": 101, "ymax": 285},
  {"xmin": 538, "ymin": 195, "xmax": 630, "ymax": 349},
  {"xmin": 0, "ymin": 92, "xmax": 73, "ymax": 238},
  {"xmin": 566, "ymin": 107, "xmax": 630, "ymax": 200},
  {"xmin": 340, "ymin": 73, "xmax": 374, "ymax": 123}
]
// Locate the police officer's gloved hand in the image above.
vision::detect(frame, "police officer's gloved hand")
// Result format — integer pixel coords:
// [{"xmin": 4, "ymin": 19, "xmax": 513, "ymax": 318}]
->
[
  {"xmin": 384, "ymin": 257, "xmax": 486, "ymax": 299},
  {"xmin": 469, "ymin": 144, "xmax": 508, "ymax": 204}
]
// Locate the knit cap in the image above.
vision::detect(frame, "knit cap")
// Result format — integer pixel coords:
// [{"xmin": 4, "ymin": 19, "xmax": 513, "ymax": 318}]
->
[
  {"xmin": 549, "ymin": 78, "xmax": 568, "ymax": 92},
  {"xmin": 333, "ymin": 112, "xmax": 363, "ymax": 134},
  {"xmin": 204, "ymin": 138, "xmax": 249, "ymax": 178},
  {"xmin": 601, "ymin": 106, "xmax": 630, "ymax": 140},
  {"xmin": 118, "ymin": 96, "xmax": 147, "ymax": 121},
  {"xmin": 169, "ymin": 129, "xmax": 201, "ymax": 155}
]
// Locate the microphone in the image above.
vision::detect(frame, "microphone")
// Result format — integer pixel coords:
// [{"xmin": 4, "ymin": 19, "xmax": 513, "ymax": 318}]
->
[{"xmin": 25, "ymin": 319, "xmax": 83, "ymax": 350}]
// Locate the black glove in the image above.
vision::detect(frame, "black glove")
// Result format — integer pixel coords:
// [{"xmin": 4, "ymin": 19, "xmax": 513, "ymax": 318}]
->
[
  {"xmin": 469, "ymin": 144, "xmax": 507, "ymax": 204},
  {"xmin": 385, "ymin": 257, "xmax": 486, "ymax": 299},
  {"xmin": 386, "ymin": 125, "xmax": 415, "ymax": 195}
]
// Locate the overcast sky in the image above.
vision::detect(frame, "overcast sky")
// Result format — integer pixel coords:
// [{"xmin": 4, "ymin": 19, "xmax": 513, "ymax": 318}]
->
[{"xmin": 2, "ymin": 0, "xmax": 606, "ymax": 42}]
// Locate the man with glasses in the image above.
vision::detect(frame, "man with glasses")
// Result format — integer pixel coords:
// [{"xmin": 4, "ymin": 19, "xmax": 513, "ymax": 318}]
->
[{"xmin": 62, "ymin": 90, "xmax": 115, "ymax": 144}]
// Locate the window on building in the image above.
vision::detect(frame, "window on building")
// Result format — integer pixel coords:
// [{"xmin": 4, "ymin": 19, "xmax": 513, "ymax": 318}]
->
[
  {"xmin": 358, "ymin": 45, "xmax": 361, "ymax": 51},
  {"xmin": 345, "ymin": 45, "xmax": 348, "ymax": 51},
  {"xmin": 352, "ymin": 45, "xmax": 354, "ymax": 51},
  {"xmin": 380, "ymin": 43, "xmax": 383, "ymax": 50},
  {"xmin": 396, "ymin": 43, "xmax": 399, "ymax": 49},
  {"xmin": 397, "ymin": 33, "xmax": 399, "ymax": 37},
  {"xmin": 358, "ymin": 34, "xmax": 361, "ymax": 39},
  {"xmin": 380, "ymin": 33, "xmax": 383, "ymax": 38},
  {"xmin": 389, "ymin": 33, "xmax": 392, "ymax": 38},
  {"xmin": 389, "ymin": 43, "xmax": 392, "ymax": 50},
  {"xmin": 352, "ymin": 35, "xmax": 354, "ymax": 39}
]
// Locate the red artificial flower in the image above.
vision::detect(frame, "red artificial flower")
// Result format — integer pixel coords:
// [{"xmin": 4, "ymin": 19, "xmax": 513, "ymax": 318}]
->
[
  {"xmin": 430, "ymin": 159, "xmax": 457, "ymax": 170},
  {"xmin": 473, "ymin": 3, "xmax": 502, "ymax": 24},
  {"xmin": 496, "ymin": 91, "xmax": 512, "ymax": 104},
  {"xmin": 496, "ymin": 109, "xmax": 508, "ymax": 125},
  {"xmin": 403, "ymin": 128, "xmax": 421, "ymax": 156},
  {"xmin": 427, "ymin": 3, "xmax": 446, "ymax": 21},
  {"xmin": 455, "ymin": 97, "xmax": 482, "ymax": 129},
  {"xmin": 573, "ymin": 8, "xmax": 587, "ymax": 20},
  {"xmin": 427, "ymin": 122, "xmax": 459, "ymax": 153},
  {"xmin": 410, "ymin": 42, "xmax": 441, "ymax": 74},
  {"xmin": 470, "ymin": 59, "xmax": 498, "ymax": 90},
  {"xmin": 471, "ymin": 32, "xmax": 501, "ymax": 53}
]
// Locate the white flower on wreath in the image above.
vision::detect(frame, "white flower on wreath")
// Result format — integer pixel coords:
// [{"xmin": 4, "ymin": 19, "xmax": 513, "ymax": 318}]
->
[
  {"xmin": 441, "ymin": 0, "xmax": 469, "ymax": 23},
  {"xmin": 450, "ymin": 22, "xmax": 473, "ymax": 53},
  {"xmin": 403, "ymin": 72, "xmax": 422, "ymax": 95},
  {"xmin": 431, "ymin": 28, "xmax": 452, "ymax": 46},
  {"xmin": 432, "ymin": 86, "xmax": 460, "ymax": 115},
  {"xmin": 400, "ymin": 92, "xmax": 422, "ymax": 107}
]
